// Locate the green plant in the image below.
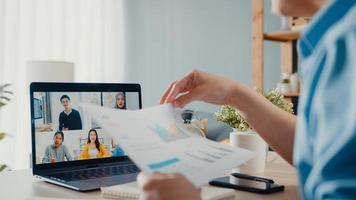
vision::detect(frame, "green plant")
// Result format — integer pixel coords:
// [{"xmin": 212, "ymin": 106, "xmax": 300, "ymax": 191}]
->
[
  {"xmin": 0, "ymin": 84, "xmax": 12, "ymax": 107},
  {"xmin": 0, "ymin": 84, "xmax": 12, "ymax": 172},
  {"xmin": 215, "ymin": 88, "xmax": 293, "ymax": 132}
]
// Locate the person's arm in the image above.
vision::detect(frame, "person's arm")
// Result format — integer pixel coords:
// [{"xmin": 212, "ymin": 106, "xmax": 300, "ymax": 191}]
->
[
  {"xmin": 64, "ymin": 146, "xmax": 73, "ymax": 161},
  {"xmin": 76, "ymin": 110, "xmax": 82, "ymax": 129},
  {"xmin": 228, "ymin": 83, "xmax": 296, "ymax": 164},
  {"xmin": 161, "ymin": 70, "xmax": 296, "ymax": 164},
  {"xmin": 137, "ymin": 172, "xmax": 201, "ymax": 200},
  {"xmin": 58, "ymin": 113, "xmax": 63, "ymax": 131},
  {"xmin": 42, "ymin": 146, "xmax": 50, "ymax": 163},
  {"xmin": 138, "ymin": 70, "xmax": 297, "ymax": 199},
  {"xmin": 79, "ymin": 145, "xmax": 88, "ymax": 160},
  {"xmin": 100, "ymin": 144, "xmax": 110, "ymax": 157}
]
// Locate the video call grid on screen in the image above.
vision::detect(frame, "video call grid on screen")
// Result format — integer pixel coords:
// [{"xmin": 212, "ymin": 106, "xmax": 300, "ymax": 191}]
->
[{"xmin": 32, "ymin": 91, "xmax": 140, "ymax": 165}]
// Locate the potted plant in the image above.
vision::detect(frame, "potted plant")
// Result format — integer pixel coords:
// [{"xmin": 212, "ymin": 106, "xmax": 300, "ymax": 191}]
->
[
  {"xmin": 215, "ymin": 88, "xmax": 293, "ymax": 173},
  {"xmin": 0, "ymin": 84, "xmax": 12, "ymax": 172}
]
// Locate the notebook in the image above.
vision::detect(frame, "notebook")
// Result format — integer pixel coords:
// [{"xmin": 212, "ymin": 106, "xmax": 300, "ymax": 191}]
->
[{"xmin": 101, "ymin": 181, "xmax": 235, "ymax": 200}]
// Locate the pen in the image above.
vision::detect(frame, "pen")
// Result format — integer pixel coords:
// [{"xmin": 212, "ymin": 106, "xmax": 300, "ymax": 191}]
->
[{"xmin": 231, "ymin": 172, "xmax": 275, "ymax": 184}]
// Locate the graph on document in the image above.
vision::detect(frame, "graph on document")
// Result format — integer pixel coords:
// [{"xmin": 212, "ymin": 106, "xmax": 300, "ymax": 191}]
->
[{"xmin": 150, "ymin": 123, "xmax": 190, "ymax": 142}]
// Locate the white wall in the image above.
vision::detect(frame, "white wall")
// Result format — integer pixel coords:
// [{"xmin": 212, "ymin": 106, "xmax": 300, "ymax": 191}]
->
[{"xmin": 123, "ymin": 0, "xmax": 281, "ymax": 112}]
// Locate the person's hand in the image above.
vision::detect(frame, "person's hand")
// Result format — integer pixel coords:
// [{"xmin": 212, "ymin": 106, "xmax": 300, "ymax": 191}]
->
[
  {"xmin": 160, "ymin": 70, "xmax": 239, "ymax": 108},
  {"xmin": 137, "ymin": 172, "xmax": 201, "ymax": 200}
]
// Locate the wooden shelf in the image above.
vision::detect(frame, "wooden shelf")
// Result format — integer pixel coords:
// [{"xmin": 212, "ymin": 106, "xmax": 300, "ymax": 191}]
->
[
  {"xmin": 263, "ymin": 30, "xmax": 300, "ymax": 42},
  {"xmin": 282, "ymin": 92, "xmax": 300, "ymax": 97}
]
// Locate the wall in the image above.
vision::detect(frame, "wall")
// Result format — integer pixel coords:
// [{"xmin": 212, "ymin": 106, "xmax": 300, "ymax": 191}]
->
[{"xmin": 123, "ymin": 0, "xmax": 281, "ymax": 113}]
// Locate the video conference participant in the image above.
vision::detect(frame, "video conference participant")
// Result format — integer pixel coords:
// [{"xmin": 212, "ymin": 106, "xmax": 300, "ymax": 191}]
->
[
  {"xmin": 112, "ymin": 92, "xmax": 126, "ymax": 156},
  {"xmin": 111, "ymin": 139, "xmax": 125, "ymax": 157},
  {"xmin": 115, "ymin": 92, "xmax": 126, "ymax": 109},
  {"xmin": 80, "ymin": 129, "xmax": 110, "ymax": 159},
  {"xmin": 58, "ymin": 94, "xmax": 82, "ymax": 131},
  {"xmin": 42, "ymin": 131, "xmax": 73, "ymax": 163}
]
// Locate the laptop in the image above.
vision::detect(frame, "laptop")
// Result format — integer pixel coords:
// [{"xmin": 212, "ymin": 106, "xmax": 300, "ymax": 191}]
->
[{"xmin": 30, "ymin": 82, "xmax": 142, "ymax": 191}]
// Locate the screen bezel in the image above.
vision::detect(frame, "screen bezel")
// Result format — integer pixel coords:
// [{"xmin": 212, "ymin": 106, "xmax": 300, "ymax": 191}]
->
[{"xmin": 30, "ymin": 82, "xmax": 142, "ymax": 175}]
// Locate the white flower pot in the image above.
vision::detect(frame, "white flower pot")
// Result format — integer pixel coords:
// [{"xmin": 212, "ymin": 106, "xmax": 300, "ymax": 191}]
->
[
  {"xmin": 277, "ymin": 82, "xmax": 291, "ymax": 94},
  {"xmin": 290, "ymin": 73, "xmax": 300, "ymax": 93},
  {"xmin": 230, "ymin": 130, "xmax": 268, "ymax": 173}
]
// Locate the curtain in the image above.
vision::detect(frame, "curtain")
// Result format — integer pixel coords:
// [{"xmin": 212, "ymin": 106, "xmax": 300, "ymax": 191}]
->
[{"xmin": 0, "ymin": 0, "xmax": 125, "ymax": 169}]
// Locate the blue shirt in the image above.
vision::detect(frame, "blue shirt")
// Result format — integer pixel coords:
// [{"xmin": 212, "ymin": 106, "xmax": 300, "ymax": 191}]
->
[{"xmin": 294, "ymin": 0, "xmax": 356, "ymax": 199}]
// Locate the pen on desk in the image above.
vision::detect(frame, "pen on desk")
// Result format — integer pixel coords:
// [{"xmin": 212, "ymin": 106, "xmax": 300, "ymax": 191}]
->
[{"xmin": 231, "ymin": 173, "xmax": 274, "ymax": 184}]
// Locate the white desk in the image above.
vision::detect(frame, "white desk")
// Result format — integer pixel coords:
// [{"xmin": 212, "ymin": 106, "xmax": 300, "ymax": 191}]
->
[{"xmin": 0, "ymin": 152, "xmax": 299, "ymax": 200}]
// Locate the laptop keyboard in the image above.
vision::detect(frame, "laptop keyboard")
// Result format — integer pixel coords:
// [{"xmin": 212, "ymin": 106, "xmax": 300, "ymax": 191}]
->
[{"xmin": 48, "ymin": 164, "xmax": 140, "ymax": 182}]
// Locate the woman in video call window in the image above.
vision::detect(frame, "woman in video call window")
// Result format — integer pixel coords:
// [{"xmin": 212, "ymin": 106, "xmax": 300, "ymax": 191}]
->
[
  {"xmin": 111, "ymin": 92, "xmax": 126, "ymax": 157},
  {"xmin": 80, "ymin": 129, "xmax": 110, "ymax": 159},
  {"xmin": 115, "ymin": 92, "xmax": 126, "ymax": 109},
  {"xmin": 42, "ymin": 131, "xmax": 73, "ymax": 163}
]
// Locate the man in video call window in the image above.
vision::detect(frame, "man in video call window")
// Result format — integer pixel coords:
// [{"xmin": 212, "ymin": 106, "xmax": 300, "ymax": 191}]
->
[{"xmin": 58, "ymin": 94, "xmax": 82, "ymax": 131}]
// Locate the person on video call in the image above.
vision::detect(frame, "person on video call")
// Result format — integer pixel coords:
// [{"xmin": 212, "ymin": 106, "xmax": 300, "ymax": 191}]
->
[
  {"xmin": 137, "ymin": 0, "xmax": 356, "ymax": 199},
  {"xmin": 111, "ymin": 92, "xmax": 126, "ymax": 156},
  {"xmin": 42, "ymin": 131, "xmax": 73, "ymax": 163},
  {"xmin": 58, "ymin": 94, "xmax": 82, "ymax": 131},
  {"xmin": 114, "ymin": 92, "xmax": 126, "ymax": 109},
  {"xmin": 80, "ymin": 129, "xmax": 110, "ymax": 159}
]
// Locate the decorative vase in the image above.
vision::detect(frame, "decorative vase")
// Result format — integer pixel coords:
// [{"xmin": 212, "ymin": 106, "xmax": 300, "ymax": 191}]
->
[
  {"xmin": 230, "ymin": 130, "xmax": 268, "ymax": 173},
  {"xmin": 277, "ymin": 82, "xmax": 291, "ymax": 94},
  {"xmin": 290, "ymin": 73, "xmax": 300, "ymax": 93}
]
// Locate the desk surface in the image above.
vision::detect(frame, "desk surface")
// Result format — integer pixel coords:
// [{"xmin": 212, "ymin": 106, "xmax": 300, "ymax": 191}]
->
[{"xmin": 0, "ymin": 152, "xmax": 299, "ymax": 200}]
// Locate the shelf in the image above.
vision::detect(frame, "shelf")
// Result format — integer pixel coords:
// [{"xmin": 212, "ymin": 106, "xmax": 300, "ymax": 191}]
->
[
  {"xmin": 282, "ymin": 92, "xmax": 300, "ymax": 97},
  {"xmin": 263, "ymin": 30, "xmax": 300, "ymax": 42}
]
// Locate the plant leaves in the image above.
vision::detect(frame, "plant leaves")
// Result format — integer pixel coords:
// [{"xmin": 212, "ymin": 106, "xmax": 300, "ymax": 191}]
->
[
  {"xmin": 3, "ymin": 91, "xmax": 13, "ymax": 95},
  {"xmin": 0, "ymin": 83, "xmax": 11, "ymax": 90},
  {"xmin": 0, "ymin": 96, "xmax": 11, "ymax": 101},
  {"xmin": 215, "ymin": 88, "xmax": 294, "ymax": 130},
  {"xmin": 0, "ymin": 132, "xmax": 5, "ymax": 140},
  {"xmin": 0, "ymin": 164, "xmax": 7, "ymax": 172}
]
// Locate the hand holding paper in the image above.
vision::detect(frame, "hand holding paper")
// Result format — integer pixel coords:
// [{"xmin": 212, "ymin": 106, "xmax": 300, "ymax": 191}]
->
[{"xmin": 81, "ymin": 103, "xmax": 254, "ymax": 186}]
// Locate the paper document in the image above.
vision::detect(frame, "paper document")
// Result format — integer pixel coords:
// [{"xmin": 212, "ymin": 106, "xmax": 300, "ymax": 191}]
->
[{"xmin": 82, "ymin": 104, "xmax": 254, "ymax": 186}]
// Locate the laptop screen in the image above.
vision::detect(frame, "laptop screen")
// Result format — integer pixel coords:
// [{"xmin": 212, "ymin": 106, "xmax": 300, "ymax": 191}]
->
[{"xmin": 31, "ymin": 84, "xmax": 141, "ymax": 167}]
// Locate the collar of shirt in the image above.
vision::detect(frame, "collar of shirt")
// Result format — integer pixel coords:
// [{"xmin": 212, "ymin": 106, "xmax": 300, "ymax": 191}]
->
[
  {"xmin": 64, "ymin": 109, "xmax": 72, "ymax": 115},
  {"xmin": 298, "ymin": 0, "xmax": 356, "ymax": 59},
  {"xmin": 51, "ymin": 144, "xmax": 62, "ymax": 150}
]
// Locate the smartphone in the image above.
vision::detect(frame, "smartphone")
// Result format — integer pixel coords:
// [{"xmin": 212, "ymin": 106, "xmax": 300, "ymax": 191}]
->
[{"xmin": 209, "ymin": 175, "xmax": 284, "ymax": 194}]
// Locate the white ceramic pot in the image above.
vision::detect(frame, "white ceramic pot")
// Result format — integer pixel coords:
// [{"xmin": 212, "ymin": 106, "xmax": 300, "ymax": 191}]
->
[
  {"xmin": 277, "ymin": 82, "xmax": 291, "ymax": 94},
  {"xmin": 290, "ymin": 73, "xmax": 300, "ymax": 93},
  {"xmin": 230, "ymin": 130, "xmax": 268, "ymax": 173}
]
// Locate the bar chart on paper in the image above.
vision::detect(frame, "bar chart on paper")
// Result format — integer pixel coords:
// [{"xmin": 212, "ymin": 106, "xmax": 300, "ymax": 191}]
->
[{"xmin": 150, "ymin": 123, "xmax": 190, "ymax": 142}]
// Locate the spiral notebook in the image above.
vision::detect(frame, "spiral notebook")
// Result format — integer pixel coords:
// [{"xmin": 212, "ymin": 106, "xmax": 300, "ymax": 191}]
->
[{"xmin": 101, "ymin": 181, "xmax": 235, "ymax": 200}]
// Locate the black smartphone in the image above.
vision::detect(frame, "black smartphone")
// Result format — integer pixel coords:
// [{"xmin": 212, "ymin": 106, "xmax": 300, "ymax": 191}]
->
[{"xmin": 209, "ymin": 175, "xmax": 284, "ymax": 194}]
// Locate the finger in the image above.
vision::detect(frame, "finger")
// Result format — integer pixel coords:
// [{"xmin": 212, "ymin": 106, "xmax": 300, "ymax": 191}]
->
[
  {"xmin": 164, "ymin": 71, "xmax": 197, "ymax": 104},
  {"xmin": 137, "ymin": 172, "xmax": 149, "ymax": 189},
  {"xmin": 138, "ymin": 172, "xmax": 167, "ymax": 191},
  {"xmin": 137, "ymin": 172, "xmax": 163, "ymax": 188},
  {"xmin": 160, "ymin": 81, "xmax": 177, "ymax": 105},
  {"xmin": 140, "ymin": 191, "xmax": 159, "ymax": 200},
  {"xmin": 172, "ymin": 87, "xmax": 203, "ymax": 108}
]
